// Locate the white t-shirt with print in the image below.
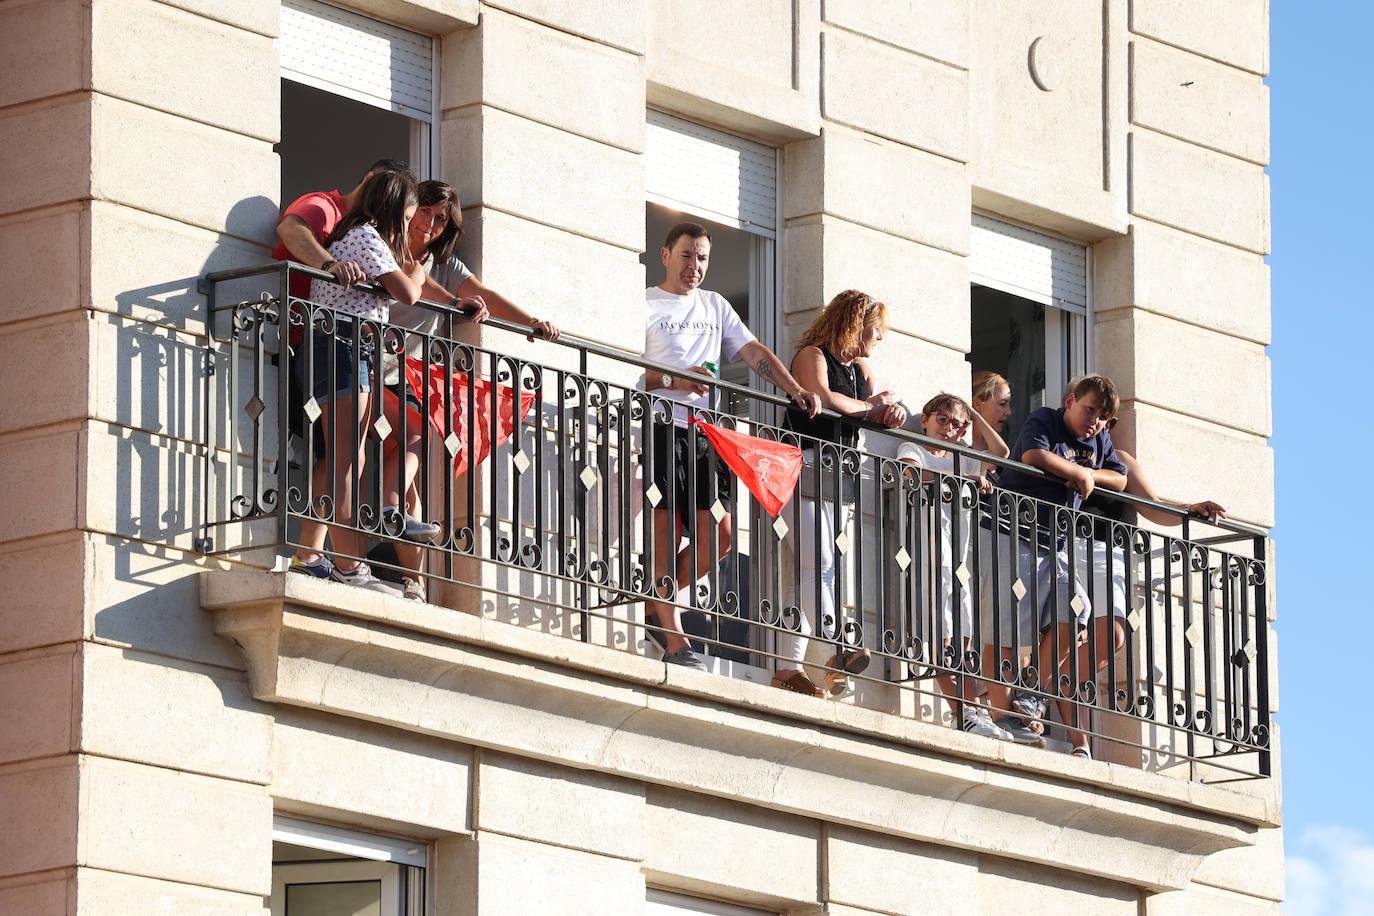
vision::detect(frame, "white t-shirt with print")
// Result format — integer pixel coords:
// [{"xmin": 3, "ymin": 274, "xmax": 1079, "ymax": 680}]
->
[
  {"xmin": 309, "ymin": 224, "xmax": 401, "ymax": 323},
  {"xmin": 642, "ymin": 286, "xmax": 757, "ymax": 424}
]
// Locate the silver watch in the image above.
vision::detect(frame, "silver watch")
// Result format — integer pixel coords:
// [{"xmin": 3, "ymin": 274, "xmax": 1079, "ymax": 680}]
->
[{"xmin": 661, "ymin": 373, "xmax": 672, "ymax": 389}]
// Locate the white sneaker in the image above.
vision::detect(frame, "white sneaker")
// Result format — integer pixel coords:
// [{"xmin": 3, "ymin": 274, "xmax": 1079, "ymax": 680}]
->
[
  {"xmin": 329, "ymin": 561, "xmax": 401, "ymax": 595},
  {"xmin": 400, "ymin": 575, "xmax": 426, "ymax": 602},
  {"xmin": 961, "ymin": 707, "xmax": 1012, "ymax": 740}
]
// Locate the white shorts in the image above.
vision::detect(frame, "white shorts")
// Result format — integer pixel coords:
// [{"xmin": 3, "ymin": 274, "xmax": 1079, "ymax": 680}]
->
[
  {"xmin": 978, "ymin": 529, "xmax": 1088, "ymax": 647},
  {"xmin": 1071, "ymin": 538, "xmax": 1128, "ymax": 626}
]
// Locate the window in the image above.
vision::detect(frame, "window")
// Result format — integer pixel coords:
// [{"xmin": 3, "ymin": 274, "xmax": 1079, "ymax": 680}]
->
[
  {"xmin": 967, "ymin": 214, "xmax": 1090, "ymax": 443},
  {"xmin": 641, "ymin": 110, "xmax": 781, "ymax": 413},
  {"xmin": 271, "ymin": 816, "xmax": 426, "ymax": 916},
  {"xmin": 277, "ymin": 0, "xmax": 438, "ymax": 201}
]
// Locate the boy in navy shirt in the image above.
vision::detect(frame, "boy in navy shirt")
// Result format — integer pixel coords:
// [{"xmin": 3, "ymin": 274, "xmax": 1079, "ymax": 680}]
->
[{"xmin": 984, "ymin": 375, "xmax": 1127, "ymax": 756}]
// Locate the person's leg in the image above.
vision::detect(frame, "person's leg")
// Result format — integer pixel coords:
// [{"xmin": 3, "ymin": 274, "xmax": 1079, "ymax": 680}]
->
[
  {"xmin": 1059, "ymin": 542, "xmax": 1128, "ymax": 752},
  {"xmin": 978, "ymin": 532, "xmax": 1022, "ymax": 719},
  {"xmin": 777, "ymin": 495, "xmax": 823, "ymax": 673},
  {"xmin": 313, "ymin": 392, "xmax": 372, "ymax": 568},
  {"xmin": 645, "ymin": 507, "xmax": 690, "ymax": 653}
]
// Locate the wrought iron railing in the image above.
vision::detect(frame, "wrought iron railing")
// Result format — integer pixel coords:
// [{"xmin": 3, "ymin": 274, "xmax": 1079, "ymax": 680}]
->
[{"xmin": 199, "ymin": 262, "xmax": 1272, "ymax": 781}]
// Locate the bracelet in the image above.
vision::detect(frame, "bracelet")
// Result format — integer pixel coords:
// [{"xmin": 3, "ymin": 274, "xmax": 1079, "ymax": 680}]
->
[{"xmin": 321, "ymin": 259, "xmax": 337, "ymax": 272}]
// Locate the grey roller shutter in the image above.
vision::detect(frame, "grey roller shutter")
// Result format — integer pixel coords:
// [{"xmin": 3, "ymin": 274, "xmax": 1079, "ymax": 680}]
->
[
  {"xmin": 645, "ymin": 110, "xmax": 777, "ymax": 237},
  {"xmin": 279, "ymin": 0, "xmax": 434, "ymax": 121},
  {"xmin": 970, "ymin": 214, "xmax": 1088, "ymax": 314}
]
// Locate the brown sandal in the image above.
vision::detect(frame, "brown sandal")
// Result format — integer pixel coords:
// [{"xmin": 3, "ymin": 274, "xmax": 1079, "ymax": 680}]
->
[
  {"xmin": 823, "ymin": 647, "xmax": 871, "ymax": 696},
  {"xmin": 771, "ymin": 670, "xmax": 824, "ymax": 698}
]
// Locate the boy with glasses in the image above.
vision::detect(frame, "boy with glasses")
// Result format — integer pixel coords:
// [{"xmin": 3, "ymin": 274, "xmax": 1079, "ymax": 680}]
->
[{"xmin": 899, "ymin": 394, "xmax": 1009, "ymax": 740}]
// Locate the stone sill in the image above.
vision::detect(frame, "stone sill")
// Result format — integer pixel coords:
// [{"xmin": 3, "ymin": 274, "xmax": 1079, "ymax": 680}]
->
[{"xmin": 202, "ymin": 571, "xmax": 1274, "ymax": 892}]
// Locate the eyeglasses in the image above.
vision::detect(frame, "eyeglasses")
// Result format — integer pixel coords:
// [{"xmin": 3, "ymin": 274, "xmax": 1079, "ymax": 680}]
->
[{"xmin": 931, "ymin": 413, "xmax": 970, "ymax": 433}]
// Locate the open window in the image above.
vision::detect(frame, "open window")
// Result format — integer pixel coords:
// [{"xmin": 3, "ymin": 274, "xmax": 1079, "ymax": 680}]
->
[
  {"xmin": 641, "ymin": 110, "xmax": 780, "ymax": 418},
  {"xmin": 277, "ymin": 0, "xmax": 438, "ymax": 201},
  {"xmin": 967, "ymin": 214, "xmax": 1090, "ymax": 442},
  {"xmin": 270, "ymin": 816, "xmax": 427, "ymax": 916}
]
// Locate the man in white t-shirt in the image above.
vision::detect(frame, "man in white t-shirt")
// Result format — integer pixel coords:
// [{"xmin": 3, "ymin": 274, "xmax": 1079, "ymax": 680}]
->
[{"xmin": 641, "ymin": 221, "xmax": 820, "ymax": 670}]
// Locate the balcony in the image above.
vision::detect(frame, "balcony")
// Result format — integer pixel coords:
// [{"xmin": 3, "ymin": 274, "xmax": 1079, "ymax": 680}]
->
[{"xmin": 196, "ymin": 263, "xmax": 1273, "ymax": 813}]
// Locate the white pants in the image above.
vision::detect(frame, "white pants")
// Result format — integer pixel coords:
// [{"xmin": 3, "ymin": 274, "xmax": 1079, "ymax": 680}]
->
[{"xmin": 778, "ymin": 497, "xmax": 851, "ymax": 669}]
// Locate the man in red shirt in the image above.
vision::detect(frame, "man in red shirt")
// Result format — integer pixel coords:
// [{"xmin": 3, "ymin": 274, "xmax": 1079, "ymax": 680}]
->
[
  {"xmin": 272, "ymin": 158, "xmax": 413, "ymax": 296},
  {"xmin": 275, "ymin": 159, "xmax": 412, "ymax": 584}
]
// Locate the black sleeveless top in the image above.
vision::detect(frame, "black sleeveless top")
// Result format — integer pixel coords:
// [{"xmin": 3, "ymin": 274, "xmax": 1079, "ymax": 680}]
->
[{"xmin": 783, "ymin": 346, "xmax": 870, "ymax": 448}]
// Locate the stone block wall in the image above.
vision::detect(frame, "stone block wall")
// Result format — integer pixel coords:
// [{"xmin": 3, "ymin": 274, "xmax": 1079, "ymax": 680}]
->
[{"xmin": 0, "ymin": 0, "xmax": 1277, "ymax": 913}]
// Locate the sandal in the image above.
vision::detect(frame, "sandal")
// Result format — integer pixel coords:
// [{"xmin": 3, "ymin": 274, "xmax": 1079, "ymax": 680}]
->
[
  {"xmin": 1070, "ymin": 745, "xmax": 1092, "ymax": 760},
  {"xmin": 822, "ymin": 647, "xmax": 872, "ymax": 696},
  {"xmin": 772, "ymin": 670, "xmax": 824, "ymax": 698}
]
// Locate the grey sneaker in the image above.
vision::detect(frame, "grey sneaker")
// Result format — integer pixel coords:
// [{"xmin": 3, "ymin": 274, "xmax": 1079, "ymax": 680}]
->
[
  {"xmin": 329, "ymin": 561, "xmax": 401, "ymax": 594},
  {"xmin": 383, "ymin": 507, "xmax": 443, "ymax": 544},
  {"xmin": 995, "ymin": 715, "xmax": 1047, "ymax": 748},
  {"xmin": 664, "ymin": 646, "xmax": 707, "ymax": 671},
  {"xmin": 400, "ymin": 575, "xmax": 425, "ymax": 602},
  {"xmin": 1011, "ymin": 690, "xmax": 1048, "ymax": 721},
  {"xmin": 961, "ymin": 707, "xmax": 1012, "ymax": 740}
]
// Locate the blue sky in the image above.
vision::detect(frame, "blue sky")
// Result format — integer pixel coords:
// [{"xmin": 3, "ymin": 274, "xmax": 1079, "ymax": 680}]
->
[{"xmin": 1272, "ymin": 4, "xmax": 1374, "ymax": 912}]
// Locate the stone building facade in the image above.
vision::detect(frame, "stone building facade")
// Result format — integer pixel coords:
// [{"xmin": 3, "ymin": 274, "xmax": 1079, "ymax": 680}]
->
[{"xmin": 0, "ymin": 0, "xmax": 1278, "ymax": 913}]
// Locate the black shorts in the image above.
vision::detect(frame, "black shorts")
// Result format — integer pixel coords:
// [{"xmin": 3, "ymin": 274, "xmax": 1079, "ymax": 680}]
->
[{"xmin": 648, "ymin": 422, "xmax": 733, "ymax": 527}]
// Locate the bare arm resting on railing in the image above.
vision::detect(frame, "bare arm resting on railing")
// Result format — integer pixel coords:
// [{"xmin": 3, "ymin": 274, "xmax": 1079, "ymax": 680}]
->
[
  {"xmin": 789, "ymin": 345, "xmax": 907, "ymax": 428},
  {"xmin": 738, "ymin": 340, "xmax": 822, "ymax": 418},
  {"xmin": 429, "ymin": 266, "xmax": 561, "ymax": 342},
  {"xmin": 1117, "ymin": 449, "xmax": 1227, "ymax": 524}
]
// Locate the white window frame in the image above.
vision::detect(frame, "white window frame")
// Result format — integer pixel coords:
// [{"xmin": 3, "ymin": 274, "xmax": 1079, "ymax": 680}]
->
[{"xmin": 271, "ymin": 816, "xmax": 427, "ymax": 916}]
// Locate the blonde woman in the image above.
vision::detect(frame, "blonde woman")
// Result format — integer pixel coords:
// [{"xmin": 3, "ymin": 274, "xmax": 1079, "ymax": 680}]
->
[{"xmin": 773, "ymin": 290, "xmax": 907, "ymax": 697}]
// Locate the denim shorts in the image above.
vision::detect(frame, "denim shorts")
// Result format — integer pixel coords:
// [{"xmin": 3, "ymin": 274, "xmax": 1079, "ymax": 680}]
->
[{"xmin": 295, "ymin": 322, "xmax": 375, "ymax": 402}]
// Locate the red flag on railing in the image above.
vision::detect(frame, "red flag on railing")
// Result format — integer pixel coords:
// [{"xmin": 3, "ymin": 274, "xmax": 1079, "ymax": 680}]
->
[
  {"xmin": 399, "ymin": 358, "xmax": 535, "ymax": 476},
  {"xmin": 688, "ymin": 417, "xmax": 802, "ymax": 517}
]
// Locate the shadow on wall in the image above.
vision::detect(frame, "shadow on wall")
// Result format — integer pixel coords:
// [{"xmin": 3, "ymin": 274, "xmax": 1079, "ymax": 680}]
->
[{"xmin": 94, "ymin": 196, "xmax": 279, "ymax": 657}]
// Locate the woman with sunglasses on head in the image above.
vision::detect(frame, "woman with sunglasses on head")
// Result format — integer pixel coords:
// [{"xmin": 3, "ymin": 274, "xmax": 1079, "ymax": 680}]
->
[
  {"xmin": 379, "ymin": 180, "xmax": 563, "ymax": 601},
  {"xmin": 774, "ymin": 290, "xmax": 907, "ymax": 698}
]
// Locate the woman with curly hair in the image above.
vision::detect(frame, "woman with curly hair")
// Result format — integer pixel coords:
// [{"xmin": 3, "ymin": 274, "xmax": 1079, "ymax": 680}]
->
[{"xmin": 773, "ymin": 289, "xmax": 907, "ymax": 697}]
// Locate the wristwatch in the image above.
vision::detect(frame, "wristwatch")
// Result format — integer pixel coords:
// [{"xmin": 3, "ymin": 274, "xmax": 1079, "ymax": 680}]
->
[{"xmin": 661, "ymin": 373, "xmax": 673, "ymax": 389}]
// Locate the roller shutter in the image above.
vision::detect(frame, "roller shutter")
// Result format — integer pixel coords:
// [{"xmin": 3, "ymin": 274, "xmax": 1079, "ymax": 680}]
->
[
  {"xmin": 279, "ymin": 0, "xmax": 434, "ymax": 121},
  {"xmin": 645, "ymin": 110, "xmax": 777, "ymax": 237},
  {"xmin": 970, "ymin": 214, "xmax": 1088, "ymax": 314}
]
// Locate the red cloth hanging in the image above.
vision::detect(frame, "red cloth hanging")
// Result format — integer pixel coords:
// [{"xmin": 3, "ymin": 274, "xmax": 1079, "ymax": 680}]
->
[
  {"xmin": 401, "ymin": 357, "xmax": 535, "ymax": 476},
  {"xmin": 688, "ymin": 417, "xmax": 802, "ymax": 517}
]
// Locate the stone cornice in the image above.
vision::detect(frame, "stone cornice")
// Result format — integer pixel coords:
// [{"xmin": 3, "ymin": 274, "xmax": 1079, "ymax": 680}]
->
[{"xmin": 202, "ymin": 571, "xmax": 1273, "ymax": 892}]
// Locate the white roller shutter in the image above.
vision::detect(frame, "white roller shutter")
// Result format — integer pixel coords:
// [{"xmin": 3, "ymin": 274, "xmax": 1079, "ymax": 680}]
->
[
  {"xmin": 970, "ymin": 214, "xmax": 1088, "ymax": 314},
  {"xmin": 645, "ymin": 110, "xmax": 777, "ymax": 237},
  {"xmin": 279, "ymin": 0, "xmax": 433, "ymax": 121}
]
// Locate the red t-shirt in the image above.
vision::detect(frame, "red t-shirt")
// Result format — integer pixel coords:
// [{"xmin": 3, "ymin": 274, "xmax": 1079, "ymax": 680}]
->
[{"xmin": 272, "ymin": 189, "xmax": 347, "ymax": 303}]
